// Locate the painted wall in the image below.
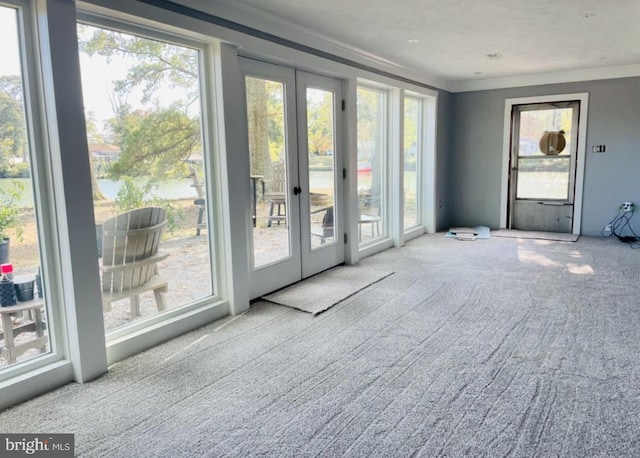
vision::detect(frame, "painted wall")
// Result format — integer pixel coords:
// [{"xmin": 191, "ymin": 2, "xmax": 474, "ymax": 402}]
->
[
  {"xmin": 450, "ymin": 76, "xmax": 640, "ymax": 236},
  {"xmin": 436, "ymin": 89, "xmax": 452, "ymax": 231}
]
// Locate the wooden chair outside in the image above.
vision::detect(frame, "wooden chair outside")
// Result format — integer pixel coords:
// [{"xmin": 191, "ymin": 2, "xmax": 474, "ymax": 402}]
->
[
  {"xmin": 101, "ymin": 207, "xmax": 169, "ymax": 317},
  {"xmin": 188, "ymin": 164, "xmax": 207, "ymax": 236},
  {"xmin": 263, "ymin": 161, "xmax": 287, "ymax": 227}
]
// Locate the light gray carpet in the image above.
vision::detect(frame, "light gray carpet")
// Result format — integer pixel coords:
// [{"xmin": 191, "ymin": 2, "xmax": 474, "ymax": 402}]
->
[
  {"xmin": 2, "ymin": 235, "xmax": 640, "ymax": 457},
  {"xmin": 492, "ymin": 229, "xmax": 580, "ymax": 242},
  {"xmin": 263, "ymin": 265, "xmax": 395, "ymax": 315}
]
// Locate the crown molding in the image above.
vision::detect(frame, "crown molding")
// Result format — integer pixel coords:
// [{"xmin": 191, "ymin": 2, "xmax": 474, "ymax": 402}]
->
[
  {"xmin": 169, "ymin": 0, "xmax": 452, "ymax": 91},
  {"xmin": 451, "ymin": 64, "xmax": 640, "ymax": 93}
]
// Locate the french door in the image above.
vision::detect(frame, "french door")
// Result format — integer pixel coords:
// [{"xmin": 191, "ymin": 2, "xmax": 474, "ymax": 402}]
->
[
  {"xmin": 509, "ymin": 101, "xmax": 580, "ymax": 233},
  {"xmin": 242, "ymin": 59, "xmax": 344, "ymax": 299}
]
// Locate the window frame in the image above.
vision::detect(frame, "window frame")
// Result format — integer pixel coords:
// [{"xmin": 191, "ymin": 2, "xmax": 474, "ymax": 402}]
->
[
  {"xmin": 0, "ymin": 0, "xmax": 72, "ymax": 384},
  {"xmin": 75, "ymin": 12, "xmax": 227, "ymax": 345},
  {"xmin": 403, "ymin": 94, "xmax": 425, "ymax": 233},
  {"xmin": 356, "ymin": 84, "xmax": 390, "ymax": 249}
]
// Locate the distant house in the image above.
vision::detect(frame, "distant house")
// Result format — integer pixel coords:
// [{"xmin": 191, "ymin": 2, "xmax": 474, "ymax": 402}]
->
[
  {"xmin": 88, "ymin": 143, "xmax": 121, "ymax": 177},
  {"xmin": 88, "ymin": 143, "xmax": 121, "ymax": 161}
]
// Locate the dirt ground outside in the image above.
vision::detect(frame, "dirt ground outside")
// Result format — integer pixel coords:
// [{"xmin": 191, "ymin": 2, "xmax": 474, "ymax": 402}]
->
[{"xmin": 0, "ymin": 196, "xmax": 291, "ymax": 368}]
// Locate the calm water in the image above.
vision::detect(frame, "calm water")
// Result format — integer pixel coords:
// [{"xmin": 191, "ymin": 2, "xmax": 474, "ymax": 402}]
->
[
  {"xmin": 0, "ymin": 178, "xmax": 197, "ymax": 207},
  {"xmin": 0, "ymin": 170, "xmax": 417, "ymax": 208}
]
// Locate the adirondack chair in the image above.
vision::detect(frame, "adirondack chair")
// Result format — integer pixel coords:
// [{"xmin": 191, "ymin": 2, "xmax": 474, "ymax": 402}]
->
[
  {"xmin": 263, "ymin": 161, "xmax": 287, "ymax": 227},
  {"xmin": 101, "ymin": 207, "xmax": 169, "ymax": 316}
]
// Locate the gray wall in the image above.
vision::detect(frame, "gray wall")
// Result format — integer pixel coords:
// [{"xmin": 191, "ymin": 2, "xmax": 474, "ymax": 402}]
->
[
  {"xmin": 435, "ymin": 89, "xmax": 452, "ymax": 231},
  {"xmin": 449, "ymin": 76, "xmax": 640, "ymax": 236}
]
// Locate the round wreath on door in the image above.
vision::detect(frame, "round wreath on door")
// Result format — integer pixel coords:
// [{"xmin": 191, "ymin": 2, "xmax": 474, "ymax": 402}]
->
[{"xmin": 539, "ymin": 130, "xmax": 566, "ymax": 155}]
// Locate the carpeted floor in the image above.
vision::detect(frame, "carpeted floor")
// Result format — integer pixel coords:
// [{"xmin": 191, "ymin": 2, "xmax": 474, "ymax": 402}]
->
[{"xmin": 1, "ymin": 234, "xmax": 640, "ymax": 457}]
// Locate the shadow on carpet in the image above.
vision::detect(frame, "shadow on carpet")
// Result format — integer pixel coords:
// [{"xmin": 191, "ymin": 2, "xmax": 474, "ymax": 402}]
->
[
  {"xmin": 492, "ymin": 229, "xmax": 579, "ymax": 242},
  {"xmin": 262, "ymin": 265, "xmax": 395, "ymax": 315}
]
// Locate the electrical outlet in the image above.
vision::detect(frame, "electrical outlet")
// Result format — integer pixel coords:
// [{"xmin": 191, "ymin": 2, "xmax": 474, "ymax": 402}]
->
[
  {"xmin": 605, "ymin": 223, "xmax": 612, "ymax": 232},
  {"xmin": 622, "ymin": 202, "xmax": 634, "ymax": 213}
]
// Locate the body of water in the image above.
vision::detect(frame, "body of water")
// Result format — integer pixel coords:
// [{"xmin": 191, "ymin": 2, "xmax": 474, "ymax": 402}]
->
[
  {"xmin": 1, "ymin": 170, "xmax": 418, "ymax": 208},
  {"xmin": 0, "ymin": 178, "xmax": 197, "ymax": 207}
]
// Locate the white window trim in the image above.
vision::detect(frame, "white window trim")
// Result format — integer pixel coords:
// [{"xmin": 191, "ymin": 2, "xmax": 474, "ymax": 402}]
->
[
  {"xmin": 75, "ymin": 11, "xmax": 234, "ymax": 361},
  {"xmin": 402, "ymin": 91, "xmax": 437, "ymax": 242},
  {"xmin": 0, "ymin": 0, "xmax": 85, "ymax": 407},
  {"xmin": 356, "ymin": 84, "xmax": 391, "ymax": 250}
]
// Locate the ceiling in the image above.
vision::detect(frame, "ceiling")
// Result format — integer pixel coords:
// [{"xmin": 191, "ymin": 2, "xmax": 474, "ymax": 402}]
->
[{"xmin": 222, "ymin": 0, "xmax": 640, "ymax": 90}]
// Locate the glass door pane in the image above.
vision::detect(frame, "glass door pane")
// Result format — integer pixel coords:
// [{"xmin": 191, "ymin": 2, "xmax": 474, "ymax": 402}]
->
[
  {"xmin": 297, "ymin": 71, "xmax": 344, "ymax": 279},
  {"xmin": 404, "ymin": 97, "xmax": 421, "ymax": 229},
  {"xmin": 306, "ymin": 88, "xmax": 337, "ymax": 249},
  {"xmin": 242, "ymin": 59, "xmax": 301, "ymax": 299},
  {"xmin": 515, "ymin": 108, "xmax": 574, "ymax": 200},
  {"xmin": 246, "ymin": 77, "xmax": 291, "ymax": 268},
  {"xmin": 357, "ymin": 87, "xmax": 387, "ymax": 244},
  {"xmin": 77, "ymin": 24, "xmax": 214, "ymax": 333}
]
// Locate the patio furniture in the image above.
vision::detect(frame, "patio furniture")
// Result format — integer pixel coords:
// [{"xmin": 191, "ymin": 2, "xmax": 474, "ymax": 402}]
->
[
  {"xmin": 188, "ymin": 165, "xmax": 207, "ymax": 236},
  {"xmin": 311, "ymin": 206, "xmax": 334, "ymax": 244},
  {"xmin": 358, "ymin": 195, "xmax": 381, "ymax": 240},
  {"xmin": 250, "ymin": 175, "xmax": 263, "ymax": 227},
  {"xmin": 263, "ymin": 161, "xmax": 287, "ymax": 227},
  {"xmin": 101, "ymin": 207, "xmax": 169, "ymax": 317},
  {"xmin": 0, "ymin": 299, "xmax": 47, "ymax": 364}
]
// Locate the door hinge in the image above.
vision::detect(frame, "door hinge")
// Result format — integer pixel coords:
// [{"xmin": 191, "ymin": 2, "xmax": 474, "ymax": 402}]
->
[
  {"xmin": 343, "ymin": 168, "xmax": 346, "ymax": 179},
  {"xmin": 344, "ymin": 233, "xmax": 348, "ymax": 244},
  {"xmin": 341, "ymin": 99, "xmax": 345, "ymax": 111}
]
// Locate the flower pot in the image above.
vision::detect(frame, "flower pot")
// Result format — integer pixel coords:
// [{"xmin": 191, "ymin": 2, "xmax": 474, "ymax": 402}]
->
[{"xmin": 14, "ymin": 277, "xmax": 35, "ymax": 302}]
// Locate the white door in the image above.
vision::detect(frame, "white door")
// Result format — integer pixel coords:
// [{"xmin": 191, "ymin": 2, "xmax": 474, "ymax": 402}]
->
[
  {"xmin": 242, "ymin": 60, "xmax": 344, "ymax": 298},
  {"xmin": 297, "ymin": 71, "xmax": 345, "ymax": 278},
  {"xmin": 509, "ymin": 101, "xmax": 580, "ymax": 233}
]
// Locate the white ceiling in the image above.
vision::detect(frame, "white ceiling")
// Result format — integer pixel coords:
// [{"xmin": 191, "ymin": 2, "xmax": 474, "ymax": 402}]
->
[{"xmin": 222, "ymin": 0, "xmax": 640, "ymax": 91}]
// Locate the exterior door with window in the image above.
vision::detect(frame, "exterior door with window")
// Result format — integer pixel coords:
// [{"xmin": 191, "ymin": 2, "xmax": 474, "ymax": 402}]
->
[
  {"xmin": 242, "ymin": 60, "xmax": 344, "ymax": 298},
  {"xmin": 509, "ymin": 101, "xmax": 580, "ymax": 233}
]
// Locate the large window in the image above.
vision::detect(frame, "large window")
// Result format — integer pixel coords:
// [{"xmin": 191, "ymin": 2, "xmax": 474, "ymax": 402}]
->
[
  {"xmin": 404, "ymin": 96, "xmax": 423, "ymax": 230},
  {"xmin": 0, "ymin": 4, "xmax": 53, "ymax": 371},
  {"xmin": 77, "ymin": 23, "xmax": 216, "ymax": 333},
  {"xmin": 357, "ymin": 86, "xmax": 387, "ymax": 244}
]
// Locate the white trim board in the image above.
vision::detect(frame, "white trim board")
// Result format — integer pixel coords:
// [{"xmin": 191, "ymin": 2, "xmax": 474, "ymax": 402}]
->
[
  {"xmin": 451, "ymin": 64, "xmax": 640, "ymax": 93},
  {"xmin": 500, "ymin": 93, "xmax": 589, "ymax": 235}
]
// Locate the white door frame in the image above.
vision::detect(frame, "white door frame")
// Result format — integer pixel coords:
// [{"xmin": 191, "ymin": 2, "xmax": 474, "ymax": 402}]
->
[
  {"xmin": 500, "ymin": 93, "xmax": 589, "ymax": 235},
  {"xmin": 241, "ymin": 60, "xmax": 345, "ymax": 298}
]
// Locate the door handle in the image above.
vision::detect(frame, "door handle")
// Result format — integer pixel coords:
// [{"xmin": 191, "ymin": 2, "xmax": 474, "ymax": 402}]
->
[
  {"xmin": 293, "ymin": 186, "xmax": 302, "ymax": 196},
  {"xmin": 537, "ymin": 202, "xmax": 573, "ymax": 206}
]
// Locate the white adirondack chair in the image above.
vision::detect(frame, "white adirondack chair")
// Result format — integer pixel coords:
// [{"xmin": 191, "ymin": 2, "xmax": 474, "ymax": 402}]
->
[{"xmin": 101, "ymin": 207, "xmax": 169, "ymax": 316}]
